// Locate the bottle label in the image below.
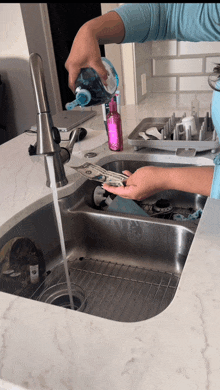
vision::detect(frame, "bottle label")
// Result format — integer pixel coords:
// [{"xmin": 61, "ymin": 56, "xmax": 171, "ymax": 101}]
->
[
  {"xmin": 30, "ymin": 264, "xmax": 39, "ymax": 284},
  {"xmin": 108, "ymin": 121, "xmax": 123, "ymax": 151}
]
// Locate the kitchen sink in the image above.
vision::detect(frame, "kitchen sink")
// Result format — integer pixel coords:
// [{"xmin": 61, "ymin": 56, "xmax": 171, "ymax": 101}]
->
[
  {"xmin": 88, "ymin": 159, "xmax": 207, "ymax": 226},
  {"xmin": 0, "ymin": 156, "xmax": 209, "ymax": 322}
]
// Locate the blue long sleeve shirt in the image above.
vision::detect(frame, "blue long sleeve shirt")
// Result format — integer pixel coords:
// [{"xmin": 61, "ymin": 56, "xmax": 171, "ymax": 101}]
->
[
  {"xmin": 114, "ymin": 3, "xmax": 220, "ymax": 43},
  {"xmin": 114, "ymin": 3, "xmax": 220, "ymax": 199}
]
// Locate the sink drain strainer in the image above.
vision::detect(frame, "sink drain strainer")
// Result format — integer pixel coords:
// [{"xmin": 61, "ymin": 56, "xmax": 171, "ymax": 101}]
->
[{"xmin": 37, "ymin": 282, "xmax": 86, "ymax": 311}]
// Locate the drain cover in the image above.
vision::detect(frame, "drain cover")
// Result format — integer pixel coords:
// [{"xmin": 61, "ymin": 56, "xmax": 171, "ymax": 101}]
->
[
  {"xmin": 153, "ymin": 199, "xmax": 173, "ymax": 213},
  {"xmin": 38, "ymin": 282, "xmax": 86, "ymax": 311},
  {"xmin": 50, "ymin": 293, "xmax": 82, "ymax": 310}
]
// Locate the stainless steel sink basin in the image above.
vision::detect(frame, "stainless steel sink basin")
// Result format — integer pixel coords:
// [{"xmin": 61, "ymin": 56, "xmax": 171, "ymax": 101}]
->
[
  {"xmin": 90, "ymin": 159, "xmax": 207, "ymax": 226},
  {"xmin": 0, "ymin": 198, "xmax": 194, "ymax": 322},
  {"xmin": 0, "ymin": 201, "xmax": 198, "ymax": 322},
  {"xmin": 0, "ymin": 156, "xmax": 208, "ymax": 322}
]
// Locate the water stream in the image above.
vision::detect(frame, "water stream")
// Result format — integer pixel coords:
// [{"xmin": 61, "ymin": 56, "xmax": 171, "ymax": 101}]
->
[{"xmin": 46, "ymin": 155, "xmax": 74, "ymax": 310}]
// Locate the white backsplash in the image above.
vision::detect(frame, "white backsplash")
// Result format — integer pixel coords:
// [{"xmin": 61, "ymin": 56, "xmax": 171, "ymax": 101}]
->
[{"xmin": 134, "ymin": 39, "xmax": 220, "ymax": 103}]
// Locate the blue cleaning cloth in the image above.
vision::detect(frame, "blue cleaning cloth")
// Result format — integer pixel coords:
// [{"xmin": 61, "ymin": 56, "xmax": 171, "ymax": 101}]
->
[
  {"xmin": 173, "ymin": 209, "xmax": 203, "ymax": 221},
  {"xmin": 107, "ymin": 196, "xmax": 149, "ymax": 217}
]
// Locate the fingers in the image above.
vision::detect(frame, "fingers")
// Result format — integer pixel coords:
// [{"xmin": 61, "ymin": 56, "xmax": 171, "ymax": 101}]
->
[
  {"xmin": 91, "ymin": 59, "xmax": 108, "ymax": 86},
  {"xmin": 102, "ymin": 171, "xmax": 135, "ymax": 199},
  {"xmin": 122, "ymin": 170, "xmax": 132, "ymax": 177},
  {"xmin": 67, "ymin": 64, "xmax": 81, "ymax": 93},
  {"xmin": 67, "ymin": 63, "xmax": 108, "ymax": 93},
  {"xmin": 66, "ymin": 57, "xmax": 108, "ymax": 93},
  {"xmin": 103, "ymin": 183, "xmax": 137, "ymax": 199}
]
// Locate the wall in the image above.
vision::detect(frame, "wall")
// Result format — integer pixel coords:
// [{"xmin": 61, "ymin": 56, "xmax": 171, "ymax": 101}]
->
[
  {"xmin": 149, "ymin": 40, "xmax": 220, "ymax": 94},
  {"xmin": 101, "ymin": 3, "xmax": 141, "ymax": 105},
  {"xmin": 134, "ymin": 41, "xmax": 151, "ymax": 104},
  {"xmin": 0, "ymin": 3, "xmax": 36, "ymax": 144},
  {"xmin": 134, "ymin": 39, "xmax": 220, "ymax": 104}
]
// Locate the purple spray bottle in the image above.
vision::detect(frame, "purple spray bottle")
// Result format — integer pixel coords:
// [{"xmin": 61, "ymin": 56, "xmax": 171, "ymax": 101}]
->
[{"xmin": 107, "ymin": 97, "xmax": 123, "ymax": 151}]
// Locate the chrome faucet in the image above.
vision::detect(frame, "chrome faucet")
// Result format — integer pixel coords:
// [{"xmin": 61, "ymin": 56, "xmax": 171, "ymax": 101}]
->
[{"xmin": 29, "ymin": 53, "xmax": 81, "ymax": 188}]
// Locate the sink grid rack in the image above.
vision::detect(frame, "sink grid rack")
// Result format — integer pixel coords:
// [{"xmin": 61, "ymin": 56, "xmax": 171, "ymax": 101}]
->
[
  {"xmin": 31, "ymin": 257, "xmax": 180, "ymax": 322},
  {"xmin": 128, "ymin": 113, "xmax": 219, "ymax": 155}
]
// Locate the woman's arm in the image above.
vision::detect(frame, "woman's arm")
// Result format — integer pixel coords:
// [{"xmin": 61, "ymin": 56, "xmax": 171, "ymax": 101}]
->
[
  {"xmin": 65, "ymin": 4, "xmax": 166, "ymax": 91},
  {"xmin": 65, "ymin": 11, "xmax": 125, "ymax": 92},
  {"xmin": 65, "ymin": 3, "xmax": 220, "ymax": 91},
  {"xmin": 103, "ymin": 166, "xmax": 214, "ymax": 200}
]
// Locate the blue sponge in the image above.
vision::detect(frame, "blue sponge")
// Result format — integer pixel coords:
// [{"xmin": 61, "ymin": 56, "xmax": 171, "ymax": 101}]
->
[{"xmin": 107, "ymin": 196, "xmax": 149, "ymax": 216}]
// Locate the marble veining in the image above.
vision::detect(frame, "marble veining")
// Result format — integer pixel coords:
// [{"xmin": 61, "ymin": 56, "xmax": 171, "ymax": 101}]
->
[{"xmin": 195, "ymin": 292, "xmax": 210, "ymax": 390}]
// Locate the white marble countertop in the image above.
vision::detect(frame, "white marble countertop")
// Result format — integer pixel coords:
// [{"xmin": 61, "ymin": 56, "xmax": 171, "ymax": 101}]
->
[{"xmin": 1, "ymin": 93, "xmax": 220, "ymax": 390}]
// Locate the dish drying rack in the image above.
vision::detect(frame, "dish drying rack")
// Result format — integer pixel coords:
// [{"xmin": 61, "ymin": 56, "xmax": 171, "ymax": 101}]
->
[{"xmin": 128, "ymin": 112, "xmax": 219, "ymax": 156}]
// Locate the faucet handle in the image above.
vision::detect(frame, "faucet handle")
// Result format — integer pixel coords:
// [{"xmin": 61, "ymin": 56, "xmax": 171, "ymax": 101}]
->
[
  {"xmin": 66, "ymin": 128, "xmax": 82, "ymax": 156},
  {"xmin": 69, "ymin": 127, "xmax": 87, "ymax": 142},
  {"xmin": 68, "ymin": 128, "xmax": 87, "ymax": 151},
  {"xmin": 59, "ymin": 127, "xmax": 87, "ymax": 164}
]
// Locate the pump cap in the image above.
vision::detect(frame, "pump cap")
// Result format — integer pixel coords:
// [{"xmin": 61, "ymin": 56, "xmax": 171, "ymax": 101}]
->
[{"xmin": 76, "ymin": 89, "xmax": 91, "ymax": 107}]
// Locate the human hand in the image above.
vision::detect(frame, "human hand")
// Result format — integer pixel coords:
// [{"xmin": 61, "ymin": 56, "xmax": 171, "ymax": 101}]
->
[
  {"xmin": 103, "ymin": 165, "xmax": 214, "ymax": 199},
  {"xmin": 65, "ymin": 23, "xmax": 108, "ymax": 93},
  {"xmin": 103, "ymin": 166, "xmax": 168, "ymax": 201}
]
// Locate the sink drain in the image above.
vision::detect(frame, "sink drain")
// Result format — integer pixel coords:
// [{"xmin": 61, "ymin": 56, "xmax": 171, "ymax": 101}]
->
[{"xmin": 37, "ymin": 282, "xmax": 86, "ymax": 311}]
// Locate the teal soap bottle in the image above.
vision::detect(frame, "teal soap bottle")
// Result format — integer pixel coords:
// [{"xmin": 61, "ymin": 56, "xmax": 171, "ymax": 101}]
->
[{"xmin": 65, "ymin": 58, "xmax": 119, "ymax": 110}]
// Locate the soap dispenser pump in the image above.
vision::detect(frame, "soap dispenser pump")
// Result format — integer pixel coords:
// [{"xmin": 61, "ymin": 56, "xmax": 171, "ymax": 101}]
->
[{"xmin": 65, "ymin": 88, "xmax": 92, "ymax": 110}]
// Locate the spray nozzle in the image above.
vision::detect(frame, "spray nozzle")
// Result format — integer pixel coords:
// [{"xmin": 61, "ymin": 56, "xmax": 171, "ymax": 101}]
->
[
  {"xmin": 65, "ymin": 88, "xmax": 92, "ymax": 110},
  {"xmin": 65, "ymin": 100, "xmax": 78, "ymax": 110}
]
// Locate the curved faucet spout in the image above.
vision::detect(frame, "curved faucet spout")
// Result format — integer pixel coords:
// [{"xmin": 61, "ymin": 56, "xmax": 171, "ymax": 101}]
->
[
  {"xmin": 29, "ymin": 53, "xmax": 50, "ymax": 114},
  {"xmin": 29, "ymin": 53, "xmax": 58, "ymax": 155},
  {"xmin": 29, "ymin": 53, "xmax": 82, "ymax": 187},
  {"xmin": 29, "ymin": 53, "xmax": 68, "ymax": 187}
]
